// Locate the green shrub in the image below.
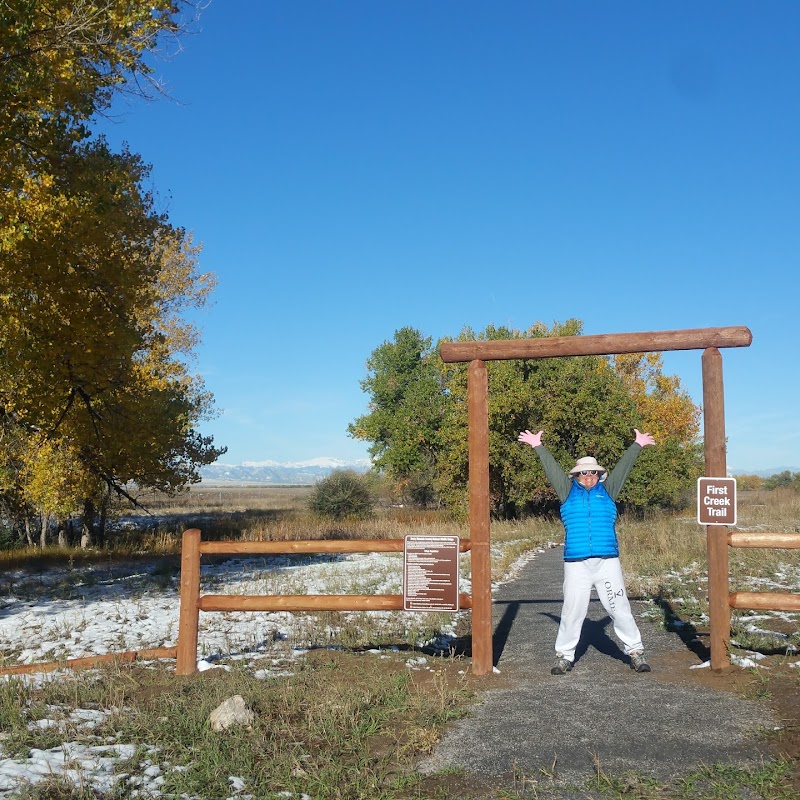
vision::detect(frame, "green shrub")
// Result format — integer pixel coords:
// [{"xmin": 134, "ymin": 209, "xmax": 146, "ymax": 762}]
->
[
  {"xmin": 763, "ymin": 470, "xmax": 800, "ymax": 491},
  {"xmin": 0, "ymin": 519, "xmax": 19, "ymax": 550},
  {"xmin": 308, "ymin": 469, "xmax": 374, "ymax": 519}
]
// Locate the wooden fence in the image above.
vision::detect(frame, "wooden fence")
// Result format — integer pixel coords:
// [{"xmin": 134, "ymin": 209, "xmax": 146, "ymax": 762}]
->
[
  {"xmin": 727, "ymin": 531, "xmax": 800, "ymax": 613},
  {"xmin": 176, "ymin": 529, "xmax": 474, "ymax": 675}
]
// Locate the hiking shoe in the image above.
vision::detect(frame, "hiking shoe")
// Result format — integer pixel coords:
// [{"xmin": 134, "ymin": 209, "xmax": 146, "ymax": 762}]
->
[
  {"xmin": 629, "ymin": 651, "xmax": 651, "ymax": 672},
  {"xmin": 551, "ymin": 656, "xmax": 573, "ymax": 675}
]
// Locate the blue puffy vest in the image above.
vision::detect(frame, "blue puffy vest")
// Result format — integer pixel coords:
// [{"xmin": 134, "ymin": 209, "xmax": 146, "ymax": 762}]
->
[{"xmin": 560, "ymin": 480, "xmax": 619, "ymax": 560}]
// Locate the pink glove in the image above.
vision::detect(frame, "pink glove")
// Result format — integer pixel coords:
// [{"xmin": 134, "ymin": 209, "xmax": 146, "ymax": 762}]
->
[
  {"xmin": 634, "ymin": 428, "xmax": 655, "ymax": 447},
  {"xmin": 518, "ymin": 429, "xmax": 544, "ymax": 448}
]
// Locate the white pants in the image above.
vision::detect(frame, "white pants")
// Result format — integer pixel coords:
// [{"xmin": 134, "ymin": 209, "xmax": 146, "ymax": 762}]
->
[{"xmin": 555, "ymin": 556, "xmax": 644, "ymax": 661}]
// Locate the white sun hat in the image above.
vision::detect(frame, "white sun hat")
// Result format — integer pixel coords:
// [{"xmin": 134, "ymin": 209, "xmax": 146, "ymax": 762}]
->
[{"xmin": 569, "ymin": 456, "xmax": 607, "ymax": 480}]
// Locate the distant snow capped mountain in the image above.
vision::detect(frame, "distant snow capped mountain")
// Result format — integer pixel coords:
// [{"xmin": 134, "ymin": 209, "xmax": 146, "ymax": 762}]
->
[
  {"xmin": 199, "ymin": 457, "xmax": 372, "ymax": 485},
  {"xmin": 729, "ymin": 466, "xmax": 800, "ymax": 477},
  {"xmin": 240, "ymin": 457, "xmax": 366, "ymax": 470}
]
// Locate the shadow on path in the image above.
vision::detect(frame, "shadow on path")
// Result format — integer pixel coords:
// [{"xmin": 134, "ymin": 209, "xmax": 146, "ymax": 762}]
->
[{"xmin": 492, "ymin": 598, "xmax": 559, "ymax": 666}]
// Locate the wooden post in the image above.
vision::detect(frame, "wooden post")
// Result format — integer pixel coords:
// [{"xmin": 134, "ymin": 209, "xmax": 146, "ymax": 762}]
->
[
  {"xmin": 468, "ymin": 359, "xmax": 493, "ymax": 675},
  {"xmin": 176, "ymin": 528, "xmax": 202, "ymax": 675},
  {"xmin": 702, "ymin": 348, "xmax": 730, "ymax": 670}
]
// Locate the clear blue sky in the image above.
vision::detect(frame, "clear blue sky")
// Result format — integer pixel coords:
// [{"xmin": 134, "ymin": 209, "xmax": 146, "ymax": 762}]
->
[{"xmin": 97, "ymin": 1, "xmax": 799, "ymax": 472}]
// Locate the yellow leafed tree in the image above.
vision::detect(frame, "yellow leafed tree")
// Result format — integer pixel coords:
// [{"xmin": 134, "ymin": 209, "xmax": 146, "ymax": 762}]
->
[
  {"xmin": 611, "ymin": 352, "xmax": 700, "ymax": 444},
  {"xmin": 0, "ymin": 1, "xmax": 224, "ymax": 546}
]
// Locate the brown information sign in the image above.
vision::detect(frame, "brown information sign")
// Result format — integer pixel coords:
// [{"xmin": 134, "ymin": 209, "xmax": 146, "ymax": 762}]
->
[
  {"xmin": 403, "ymin": 535, "xmax": 460, "ymax": 612},
  {"xmin": 697, "ymin": 477, "xmax": 737, "ymax": 526}
]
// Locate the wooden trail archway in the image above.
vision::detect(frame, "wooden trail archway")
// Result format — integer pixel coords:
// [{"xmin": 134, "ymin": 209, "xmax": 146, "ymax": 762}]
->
[{"xmin": 440, "ymin": 325, "xmax": 753, "ymax": 675}]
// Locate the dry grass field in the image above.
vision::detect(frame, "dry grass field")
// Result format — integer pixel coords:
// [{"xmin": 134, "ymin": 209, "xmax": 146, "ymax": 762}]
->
[
  {"xmin": 4, "ymin": 484, "xmax": 798, "ymax": 596},
  {"xmin": 134, "ymin": 482, "xmax": 316, "ymax": 513}
]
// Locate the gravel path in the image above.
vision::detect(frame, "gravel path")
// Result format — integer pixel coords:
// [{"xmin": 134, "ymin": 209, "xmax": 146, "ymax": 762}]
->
[{"xmin": 419, "ymin": 545, "xmax": 777, "ymax": 793}]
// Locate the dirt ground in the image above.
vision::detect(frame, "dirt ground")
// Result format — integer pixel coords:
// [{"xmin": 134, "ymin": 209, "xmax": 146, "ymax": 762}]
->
[{"xmin": 651, "ymin": 642, "xmax": 800, "ymax": 794}]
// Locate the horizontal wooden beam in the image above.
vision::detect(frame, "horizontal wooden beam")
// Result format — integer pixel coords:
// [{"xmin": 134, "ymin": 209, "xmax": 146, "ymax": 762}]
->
[
  {"xmin": 728, "ymin": 532, "xmax": 800, "ymax": 549},
  {"xmin": 729, "ymin": 591, "xmax": 800, "ymax": 612},
  {"xmin": 0, "ymin": 647, "xmax": 177, "ymax": 676},
  {"xmin": 197, "ymin": 593, "xmax": 473, "ymax": 612},
  {"xmin": 439, "ymin": 326, "xmax": 752, "ymax": 363},
  {"xmin": 200, "ymin": 538, "xmax": 471, "ymax": 555}
]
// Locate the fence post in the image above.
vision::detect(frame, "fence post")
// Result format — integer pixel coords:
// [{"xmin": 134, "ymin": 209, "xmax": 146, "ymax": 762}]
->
[
  {"xmin": 468, "ymin": 359, "xmax": 493, "ymax": 675},
  {"xmin": 176, "ymin": 528, "xmax": 202, "ymax": 675},
  {"xmin": 702, "ymin": 348, "xmax": 730, "ymax": 670}
]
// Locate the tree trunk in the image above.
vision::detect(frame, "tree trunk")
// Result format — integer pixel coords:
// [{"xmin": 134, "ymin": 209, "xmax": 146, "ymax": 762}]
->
[
  {"xmin": 97, "ymin": 489, "xmax": 110, "ymax": 548},
  {"xmin": 24, "ymin": 517, "xmax": 33, "ymax": 547},
  {"xmin": 39, "ymin": 514, "xmax": 49, "ymax": 548},
  {"xmin": 81, "ymin": 498, "xmax": 96, "ymax": 548},
  {"xmin": 57, "ymin": 520, "xmax": 68, "ymax": 548}
]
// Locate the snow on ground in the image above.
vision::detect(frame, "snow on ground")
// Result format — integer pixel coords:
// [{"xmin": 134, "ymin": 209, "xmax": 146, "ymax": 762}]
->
[
  {"xmin": 0, "ymin": 551, "xmax": 467, "ymax": 665},
  {"xmin": 1, "ymin": 542, "xmax": 797, "ymax": 797}
]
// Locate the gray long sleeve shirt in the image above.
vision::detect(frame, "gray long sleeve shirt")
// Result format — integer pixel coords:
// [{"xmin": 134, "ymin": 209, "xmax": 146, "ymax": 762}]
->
[{"xmin": 534, "ymin": 443, "xmax": 643, "ymax": 503}]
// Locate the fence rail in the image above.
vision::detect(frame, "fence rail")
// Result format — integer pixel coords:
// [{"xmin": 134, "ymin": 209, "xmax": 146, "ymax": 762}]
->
[
  {"xmin": 197, "ymin": 594, "xmax": 473, "ymax": 612},
  {"xmin": 199, "ymin": 538, "xmax": 472, "ymax": 555},
  {"xmin": 729, "ymin": 591, "xmax": 800, "ymax": 612},
  {"xmin": 726, "ymin": 530, "xmax": 800, "ymax": 614},
  {"xmin": 0, "ymin": 648, "xmax": 177, "ymax": 677},
  {"xmin": 728, "ymin": 531, "xmax": 800, "ymax": 549}
]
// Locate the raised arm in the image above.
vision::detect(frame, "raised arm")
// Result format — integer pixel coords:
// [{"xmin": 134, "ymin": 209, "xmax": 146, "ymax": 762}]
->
[
  {"xmin": 517, "ymin": 429, "xmax": 572, "ymax": 502},
  {"xmin": 605, "ymin": 429, "xmax": 656, "ymax": 500}
]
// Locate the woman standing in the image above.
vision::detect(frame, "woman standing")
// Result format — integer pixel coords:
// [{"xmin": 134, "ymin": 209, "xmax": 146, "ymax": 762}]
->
[{"xmin": 518, "ymin": 428, "xmax": 655, "ymax": 675}]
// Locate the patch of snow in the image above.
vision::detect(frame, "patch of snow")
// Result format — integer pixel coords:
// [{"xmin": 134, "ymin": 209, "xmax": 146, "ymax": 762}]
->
[
  {"xmin": 0, "ymin": 741, "xmax": 156, "ymax": 796},
  {"xmin": 731, "ymin": 653, "xmax": 767, "ymax": 669}
]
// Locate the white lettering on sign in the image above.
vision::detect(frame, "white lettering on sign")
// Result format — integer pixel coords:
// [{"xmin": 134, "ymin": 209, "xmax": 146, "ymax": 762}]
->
[
  {"xmin": 703, "ymin": 496, "xmax": 731, "ymax": 506},
  {"xmin": 707, "ymin": 485, "xmax": 728, "ymax": 495},
  {"xmin": 403, "ymin": 535, "xmax": 460, "ymax": 611}
]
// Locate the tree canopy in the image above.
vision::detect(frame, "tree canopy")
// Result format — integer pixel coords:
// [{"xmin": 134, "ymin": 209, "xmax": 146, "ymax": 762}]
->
[
  {"xmin": 0, "ymin": 1, "xmax": 222, "ymax": 545},
  {"xmin": 347, "ymin": 327, "xmax": 447, "ymax": 506},
  {"xmin": 350, "ymin": 321, "xmax": 703, "ymax": 517}
]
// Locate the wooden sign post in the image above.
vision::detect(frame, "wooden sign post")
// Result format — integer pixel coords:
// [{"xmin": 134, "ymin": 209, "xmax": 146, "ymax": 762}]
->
[{"xmin": 703, "ymin": 347, "xmax": 731, "ymax": 670}]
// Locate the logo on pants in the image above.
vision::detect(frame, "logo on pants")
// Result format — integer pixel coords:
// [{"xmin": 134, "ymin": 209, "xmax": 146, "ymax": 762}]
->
[{"xmin": 604, "ymin": 580, "xmax": 624, "ymax": 611}]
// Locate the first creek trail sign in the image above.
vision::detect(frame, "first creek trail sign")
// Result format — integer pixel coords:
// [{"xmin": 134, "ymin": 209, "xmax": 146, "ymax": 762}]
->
[{"xmin": 697, "ymin": 477, "xmax": 737, "ymax": 526}]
